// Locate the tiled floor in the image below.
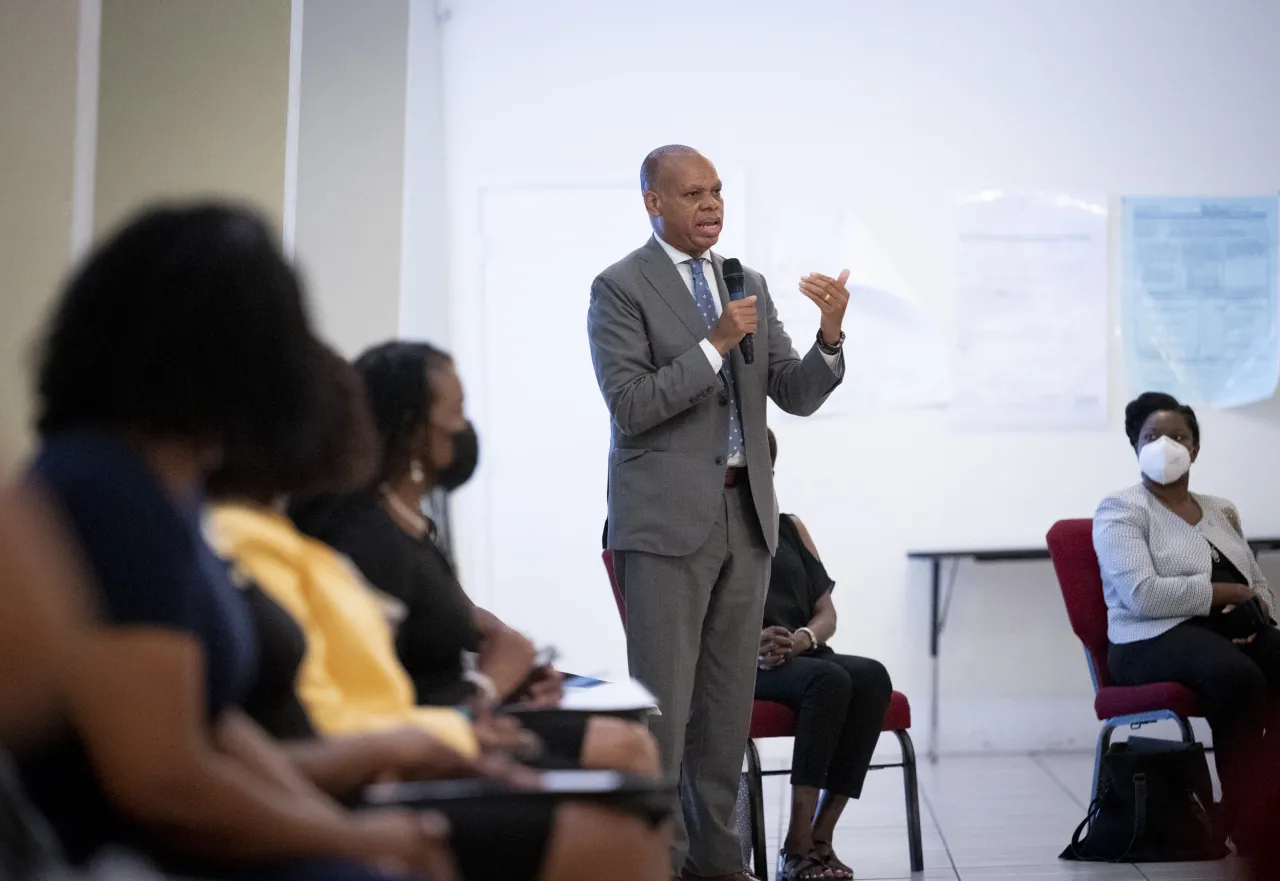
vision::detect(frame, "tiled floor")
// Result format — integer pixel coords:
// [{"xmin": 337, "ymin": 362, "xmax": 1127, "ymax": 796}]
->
[{"xmin": 756, "ymin": 752, "xmax": 1242, "ymax": 880}]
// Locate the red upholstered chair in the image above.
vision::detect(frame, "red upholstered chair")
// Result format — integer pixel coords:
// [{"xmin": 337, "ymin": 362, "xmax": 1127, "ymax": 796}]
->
[
  {"xmin": 1045, "ymin": 519, "xmax": 1200, "ymax": 799},
  {"xmin": 602, "ymin": 550, "xmax": 923, "ymax": 879}
]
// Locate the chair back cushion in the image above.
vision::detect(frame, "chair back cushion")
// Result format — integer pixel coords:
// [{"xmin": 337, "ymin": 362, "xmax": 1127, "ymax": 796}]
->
[
  {"xmin": 1046, "ymin": 518, "xmax": 1111, "ymax": 689},
  {"xmin": 601, "ymin": 549, "xmax": 626, "ymax": 627}
]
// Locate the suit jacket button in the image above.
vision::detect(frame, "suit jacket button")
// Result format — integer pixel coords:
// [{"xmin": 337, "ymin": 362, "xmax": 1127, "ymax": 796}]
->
[
  {"xmin": 715, "ymin": 455, "xmax": 725, "ymax": 466},
  {"xmin": 717, "ymin": 394, "xmax": 728, "ymax": 406}
]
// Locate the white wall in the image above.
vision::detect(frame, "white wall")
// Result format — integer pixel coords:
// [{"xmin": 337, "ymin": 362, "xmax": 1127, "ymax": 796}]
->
[
  {"xmin": 400, "ymin": 0, "xmax": 451, "ymax": 349},
  {"xmin": 416, "ymin": 0, "xmax": 1280, "ymax": 753},
  {"xmin": 292, "ymin": 0, "xmax": 413, "ymax": 358},
  {"xmin": 0, "ymin": 0, "xmax": 89, "ymax": 466},
  {"xmin": 93, "ymin": 0, "xmax": 292, "ymax": 238}
]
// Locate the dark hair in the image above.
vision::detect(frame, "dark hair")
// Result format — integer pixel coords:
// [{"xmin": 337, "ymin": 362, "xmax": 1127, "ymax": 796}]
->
[
  {"xmin": 767, "ymin": 428, "xmax": 777, "ymax": 466},
  {"xmin": 1124, "ymin": 392, "xmax": 1200, "ymax": 448},
  {"xmin": 36, "ymin": 203, "xmax": 317, "ymax": 455},
  {"xmin": 207, "ymin": 345, "xmax": 378, "ymax": 503},
  {"xmin": 353, "ymin": 341, "xmax": 453, "ymax": 489},
  {"xmin": 640, "ymin": 144, "xmax": 698, "ymax": 193}
]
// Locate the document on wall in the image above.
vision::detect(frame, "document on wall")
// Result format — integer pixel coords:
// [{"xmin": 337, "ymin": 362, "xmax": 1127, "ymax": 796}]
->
[
  {"xmin": 1121, "ymin": 196, "xmax": 1280, "ymax": 408},
  {"xmin": 949, "ymin": 191, "xmax": 1110, "ymax": 431},
  {"xmin": 760, "ymin": 209, "xmax": 950, "ymax": 417}
]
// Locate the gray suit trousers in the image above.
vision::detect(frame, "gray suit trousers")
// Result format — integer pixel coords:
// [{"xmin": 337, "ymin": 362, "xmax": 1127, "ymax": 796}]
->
[{"xmin": 616, "ymin": 481, "xmax": 771, "ymax": 877}]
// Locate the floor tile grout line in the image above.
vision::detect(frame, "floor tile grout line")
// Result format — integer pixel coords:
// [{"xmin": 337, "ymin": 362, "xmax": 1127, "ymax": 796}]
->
[
  {"xmin": 919, "ymin": 779, "xmax": 961, "ymax": 880},
  {"xmin": 1030, "ymin": 752, "xmax": 1089, "ymax": 812}
]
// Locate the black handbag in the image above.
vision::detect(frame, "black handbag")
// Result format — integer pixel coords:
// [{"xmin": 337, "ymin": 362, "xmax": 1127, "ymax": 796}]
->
[{"xmin": 1062, "ymin": 737, "xmax": 1228, "ymax": 863}]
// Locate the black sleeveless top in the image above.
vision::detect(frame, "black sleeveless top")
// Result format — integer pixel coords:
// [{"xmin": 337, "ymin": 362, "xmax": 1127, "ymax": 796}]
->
[
  {"xmin": 238, "ymin": 583, "xmax": 315, "ymax": 740},
  {"xmin": 762, "ymin": 514, "xmax": 834, "ymax": 631},
  {"xmin": 292, "ymin": 495, "xmax": 481, "ymax": 707}
]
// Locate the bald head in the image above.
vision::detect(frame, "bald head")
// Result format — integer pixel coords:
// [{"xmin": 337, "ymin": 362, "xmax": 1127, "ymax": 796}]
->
[
  {"xmin": 640, "ymin": 146, "xmax": 723, "ymax": 256},
  {"xmin": 640, "ymin": 145, "xmax": 700, "ymax": 193}
]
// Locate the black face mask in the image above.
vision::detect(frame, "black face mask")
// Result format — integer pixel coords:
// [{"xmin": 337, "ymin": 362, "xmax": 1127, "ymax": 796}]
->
[{"xmin": 437, "ymin": 422, "xmax": 479, "ymax": 491}]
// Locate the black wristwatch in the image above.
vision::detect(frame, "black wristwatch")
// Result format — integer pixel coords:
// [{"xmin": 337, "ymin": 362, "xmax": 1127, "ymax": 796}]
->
[{"xmin": 817, "ymin": 329, "xmax": 845, "ymax": 356}]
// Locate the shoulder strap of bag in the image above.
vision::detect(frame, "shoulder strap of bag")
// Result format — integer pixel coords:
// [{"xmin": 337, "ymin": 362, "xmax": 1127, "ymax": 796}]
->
[
  {"xmin": 1068, "ymin": 801, "xmax": 1099, "ymax": 860},
  {"xmin": 1127, "ymin": 774, "xmax": 1149, "ymax": 860},
  {"xmin": 1072, "ymin": 773, "xmax": 1148, "ymax": 863}
]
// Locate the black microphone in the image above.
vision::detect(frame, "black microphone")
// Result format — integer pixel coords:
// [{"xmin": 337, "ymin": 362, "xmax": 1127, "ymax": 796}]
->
[{"xmin": 721, "ymin": 258, "xmax": 753, "ymax": 365}]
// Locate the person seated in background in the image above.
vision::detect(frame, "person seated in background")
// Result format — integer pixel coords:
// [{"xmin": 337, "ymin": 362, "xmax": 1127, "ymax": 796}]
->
[
  {"xmin": 291, "ymin": 341, "xmax": 657, "ymax": 777},
  {"xmin": 17, "ymin": 204, "xmax": 453, "ymax": 881},
  {"xmin": 207, "ymin": 345, "xmax": 670, "ymax": 881},
  {"xmin": 754, "ymin": 429, "xmax": 892, "ymax": 881},
  {"xmin": 1094, "ymin": 391, "xmax": 1280, "ymax": 852}
]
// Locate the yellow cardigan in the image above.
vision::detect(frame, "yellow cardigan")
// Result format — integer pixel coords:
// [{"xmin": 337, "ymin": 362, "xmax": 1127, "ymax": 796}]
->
[{"xmin": 206, "ymin": 503, "xmax": 478, "ymax": 758}]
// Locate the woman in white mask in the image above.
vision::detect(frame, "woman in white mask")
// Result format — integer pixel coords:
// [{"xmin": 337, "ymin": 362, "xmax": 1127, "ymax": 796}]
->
[{"xmin": 1094, "ymin": 392, "xmax": 1280, "ymax": 854}]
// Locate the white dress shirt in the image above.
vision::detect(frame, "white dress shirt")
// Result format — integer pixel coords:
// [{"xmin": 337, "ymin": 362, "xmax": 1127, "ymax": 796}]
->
[{"xmin": 654, "ymin": 235, "xmax": 841, "ymax": 468}]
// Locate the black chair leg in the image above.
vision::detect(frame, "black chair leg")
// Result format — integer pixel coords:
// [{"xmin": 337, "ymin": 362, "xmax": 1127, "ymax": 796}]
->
[
  {"xmin": 746, "ymin": 739, "xmax": 769, "ymax": 881},
  {"xmin": 895, "ymin": 730, "xmax": 924, "ymax": 873}
]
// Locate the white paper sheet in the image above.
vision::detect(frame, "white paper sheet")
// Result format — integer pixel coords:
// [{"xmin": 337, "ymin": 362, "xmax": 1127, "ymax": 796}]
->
[
  {"xmin": 759, "ymin": 210, "xmax": 950, "ymax": 416},
  {"xmin": 1121, "ymin": 196, "xmax": 1280, "ymax": 407},
  {"xmin": 949, "ymin": 191, "xmax": 1110, "ymax": 431},
  {"xmin": 556, "ymin": 678, "xmax": 660, "ymax": 714}
]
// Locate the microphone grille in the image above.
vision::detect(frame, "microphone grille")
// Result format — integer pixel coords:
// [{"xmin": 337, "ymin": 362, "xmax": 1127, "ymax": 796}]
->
[{"xmin": 722, "ymin": 257, "xmax": 744, "ymax": 279}]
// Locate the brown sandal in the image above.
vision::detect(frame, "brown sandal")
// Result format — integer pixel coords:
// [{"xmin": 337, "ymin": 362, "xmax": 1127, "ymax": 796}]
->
[
  {"xmin": 778, "ymin": 851, "xmax": 834, "ymax": 880},
  {"xmin": 813, "ymin": 841, "xmax": 854, "ymax": 879}
]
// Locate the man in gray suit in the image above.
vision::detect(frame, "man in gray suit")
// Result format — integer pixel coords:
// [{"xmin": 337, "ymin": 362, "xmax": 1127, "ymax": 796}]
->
[{"xmin": 587, "ymin": 145, "xmax": 848, "ymax": 881}]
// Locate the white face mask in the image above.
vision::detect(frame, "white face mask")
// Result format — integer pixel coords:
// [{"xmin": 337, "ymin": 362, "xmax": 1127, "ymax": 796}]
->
[{"xmin": 1138, "ymin": 436, "xmax": 1192, "ymax": 485}]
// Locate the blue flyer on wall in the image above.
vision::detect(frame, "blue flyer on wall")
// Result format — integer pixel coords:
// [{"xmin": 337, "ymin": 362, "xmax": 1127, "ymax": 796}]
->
[{"xmin": 1122, "ymin": 196, "xmax": 1280, "ymax": 407}]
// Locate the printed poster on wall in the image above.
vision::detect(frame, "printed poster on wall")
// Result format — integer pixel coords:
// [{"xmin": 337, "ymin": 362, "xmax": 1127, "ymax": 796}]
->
[
  {"xmin": 1121, "ymin": 196, "xmax": 1280, "ymax": 408},
  {"xmin": 949, "ymin": 191, "xmax": 1110, "ymax": 431}
]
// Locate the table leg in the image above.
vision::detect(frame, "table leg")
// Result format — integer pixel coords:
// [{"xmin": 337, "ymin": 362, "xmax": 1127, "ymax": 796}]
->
[{"xmin": 929, "ymin": 557, "xmax": 940, "ymax": 763}]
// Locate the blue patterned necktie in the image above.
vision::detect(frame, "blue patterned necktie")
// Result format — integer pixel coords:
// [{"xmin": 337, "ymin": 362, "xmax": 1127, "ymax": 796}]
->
[{"xmin": 688, "ymin": 259, "xmax": 744, "ymax": 461}]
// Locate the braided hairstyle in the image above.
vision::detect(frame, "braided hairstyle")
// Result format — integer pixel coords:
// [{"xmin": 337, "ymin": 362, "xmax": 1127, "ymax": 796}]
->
[{"xmin": 353, "ymin": 341, "xmax": 453, "ymax": 491}]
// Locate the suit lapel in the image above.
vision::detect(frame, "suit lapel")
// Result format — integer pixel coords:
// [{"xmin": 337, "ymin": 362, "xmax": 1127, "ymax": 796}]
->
[{"xmin": 637, "ymin": 237, "xmax": 709, "ymax": 341}]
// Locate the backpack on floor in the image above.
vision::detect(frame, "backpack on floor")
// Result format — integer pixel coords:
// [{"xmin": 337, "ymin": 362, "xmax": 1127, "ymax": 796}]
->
[{"xmin": 1062, "ymin": 737, "xmax": 1228, "ymax": 863}]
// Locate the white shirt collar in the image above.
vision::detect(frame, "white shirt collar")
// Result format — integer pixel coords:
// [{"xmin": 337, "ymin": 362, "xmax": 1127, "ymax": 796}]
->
[{"xmin": 653, "ymin": 233, "xmax": 712, "ymax": 266}]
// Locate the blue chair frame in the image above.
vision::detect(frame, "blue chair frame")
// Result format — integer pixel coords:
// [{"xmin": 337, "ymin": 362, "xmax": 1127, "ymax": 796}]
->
[{"xmin": 1083, "ymin": 648, "xmax": 1196, "ymax": 802}]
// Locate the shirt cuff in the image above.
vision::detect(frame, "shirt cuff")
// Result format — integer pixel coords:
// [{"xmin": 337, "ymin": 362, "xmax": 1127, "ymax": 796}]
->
[
  {"xmin": 820, "ymin": 348, "xmax": 843, "ymax": 374},
  {"xmin": 699, "ymin": 338, "xmax": 724, "ymax": 373}
]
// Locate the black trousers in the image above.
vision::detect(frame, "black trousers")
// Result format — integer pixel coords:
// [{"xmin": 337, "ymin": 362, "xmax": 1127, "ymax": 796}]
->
[
  {"xmin": 1109, "ymin": 620, "xmax": 1280, "ymax": 831},
  {"xmin": 753, "ymin": 647, "xmax": 892, "ymax": 798}
]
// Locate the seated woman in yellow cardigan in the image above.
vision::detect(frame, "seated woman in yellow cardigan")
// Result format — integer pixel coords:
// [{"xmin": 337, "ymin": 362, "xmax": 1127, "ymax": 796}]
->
[{"xmin": 205, "ymin": 348, "xmax": 657, "ymax": 778}]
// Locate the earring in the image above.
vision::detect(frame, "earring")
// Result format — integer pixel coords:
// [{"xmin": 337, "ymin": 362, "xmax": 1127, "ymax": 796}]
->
[{"xmin": 409, "ymin": 459, "xmax": 425, "ymax": 484}]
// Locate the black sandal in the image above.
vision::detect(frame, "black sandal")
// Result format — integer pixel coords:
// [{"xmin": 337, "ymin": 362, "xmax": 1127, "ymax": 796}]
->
[
  {"xmin": 813, "ymin": 841, "xmax": 854, "ymax": 879},
  {"xmin": 778, "ymin": 850, "xmax": 834, "ymax": 880}
]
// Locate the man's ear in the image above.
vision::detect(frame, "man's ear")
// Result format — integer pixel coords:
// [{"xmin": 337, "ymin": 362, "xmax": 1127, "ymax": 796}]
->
[
  {"xmin": 1190, "ymin": 443, "xmax": 1200, "ymax": 463},
  {"xmin": 643, "ymin": 190, "xmax": 661, "ymax": 218}
]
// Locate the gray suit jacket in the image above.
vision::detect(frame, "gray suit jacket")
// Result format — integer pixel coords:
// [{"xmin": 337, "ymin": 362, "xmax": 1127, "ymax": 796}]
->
[{"xmin": 588, "ymin": 236, "xmax": 842, "ymax": 557}]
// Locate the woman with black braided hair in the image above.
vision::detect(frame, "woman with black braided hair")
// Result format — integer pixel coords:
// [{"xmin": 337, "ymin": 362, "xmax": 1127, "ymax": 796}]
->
[{"xmin": 290, "ymin": 341, "xmax": 659, "ymax": 779}]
